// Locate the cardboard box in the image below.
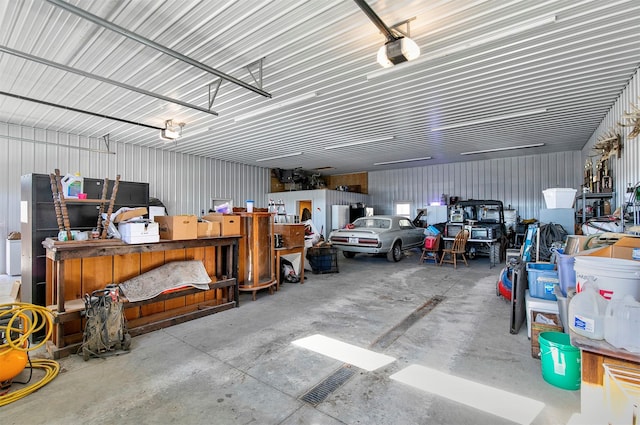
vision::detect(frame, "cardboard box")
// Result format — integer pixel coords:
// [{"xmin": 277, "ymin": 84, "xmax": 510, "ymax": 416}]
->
[
  {"xmin": 197, "ymin": 221, "xmax": 221, "ymax": 238},
  {"xmin": 154, "ymin": 215, "xmax": 198, "ymax": 240},
  {"xmin": 274, "ymin": 223, "xmax": 305, "ymax": 248},
  {"xmin": 576, "ymin": 236, "xmax": 640, "ymax": 260},
  {"xmin": 202, "ymin": 213, "xmax": 241, "ymax": 236},
  {"xmin": 114, "ymin": 207, "xmax": 148, "ymax": 223},
  {"xmin": 118, "ymin": 221, "xmax": 160, "ymax": 244},
  {"xmin": 149, "ymin": 206, "xmax": 166, "ymax": 222}
]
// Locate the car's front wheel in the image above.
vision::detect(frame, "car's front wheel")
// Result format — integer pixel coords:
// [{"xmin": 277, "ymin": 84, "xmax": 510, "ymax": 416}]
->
[
  {"xmin": 343, "ymin": 251, "xmax": 356, "ymax": 258},
  {"xmin": 387, "ymin": 241, "xmax": 402, "ymax": 262}
]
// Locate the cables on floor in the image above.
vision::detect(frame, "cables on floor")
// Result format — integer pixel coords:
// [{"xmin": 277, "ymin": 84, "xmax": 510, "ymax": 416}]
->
[{"xmin": 0, "ymin": 303, "xmax": 60, "ymax": 406}]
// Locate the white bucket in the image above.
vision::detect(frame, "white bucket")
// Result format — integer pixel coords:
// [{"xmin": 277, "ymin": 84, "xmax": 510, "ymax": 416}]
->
[{"xmin": 574, "ymin": 256, "xmax": 640, "ymax": 301}]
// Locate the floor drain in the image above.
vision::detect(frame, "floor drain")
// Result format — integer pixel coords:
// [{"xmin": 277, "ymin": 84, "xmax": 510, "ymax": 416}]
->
[
  {"xmin": 370, "ymin": 295, "xmax": 445, "ymax": 350},
  {"xmin": 300, "ymin": 366, "xmax": 355, "ymax": 406}
]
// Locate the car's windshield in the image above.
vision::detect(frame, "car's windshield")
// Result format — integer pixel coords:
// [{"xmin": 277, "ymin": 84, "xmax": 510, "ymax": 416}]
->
[{"xmin": 353, "ymin": 218, "xmax": 390, "ymax": 229}]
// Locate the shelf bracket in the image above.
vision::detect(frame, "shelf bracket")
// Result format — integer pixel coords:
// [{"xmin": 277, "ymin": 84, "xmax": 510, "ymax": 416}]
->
[
  {"xmin": 102, "ymin": 133, "xmax": 111, "ymax": 153},
  {"xmin": 208, "ymin": 80, "xmax": 222, "ymax": 110},
  {"xmin": 245, "ymin": 58, "xmax": 265, "ymax": 91}
]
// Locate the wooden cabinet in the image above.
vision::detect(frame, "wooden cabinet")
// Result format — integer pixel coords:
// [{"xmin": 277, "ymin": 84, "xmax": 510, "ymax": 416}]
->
[
  {"xmin": 236, "ymin": 212, "xmax": 276, "ymax": 300},
  {"xmin": 571, "ymin": 331, "xmax": 640, "ymax": 422}
]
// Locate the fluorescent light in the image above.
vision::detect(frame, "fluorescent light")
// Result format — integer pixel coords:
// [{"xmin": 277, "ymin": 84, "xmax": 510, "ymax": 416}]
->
[
  {"xmin": 367, "ymin": 15, "xmax": 556, "ymax": 80},
  {"xmin": 460, "ymin": 143, "xmax": 545, "ymax": 156},
  {"xmin": 324, "ymin": 136, "xmax": 394, "ymax": 150},
  {"xmin": 374, "ymin": 156, "xmax": 432, "ymax": 166},
  {"xmin": 255, "ymin": 151, "xmax": 303, "ymax": 162},
  {"xmin": 234, "ymin": 92, "xmax": 317, "ymax": 122},
  {"xmin": 431, "ymin": 108, "xmax": 548, "ymax": 131}
]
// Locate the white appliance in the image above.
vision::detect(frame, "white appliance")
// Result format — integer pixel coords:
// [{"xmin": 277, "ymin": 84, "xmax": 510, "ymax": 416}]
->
[
  {"xmin": 426, "ymin": 205, "xmax": 448, "ymax": 225},
  {"xmin": 6, "ymin": 239, "xmax": 21, "ymax": 276},
  {"xmin": 331, "ymin": 205, "xmax": 350, "ymax": 230}
]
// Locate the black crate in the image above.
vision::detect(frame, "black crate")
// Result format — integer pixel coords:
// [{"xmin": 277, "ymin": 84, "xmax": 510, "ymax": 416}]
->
[{"xmin": 307, "ymin": 247, "xmax": 339, "ymax": 274}]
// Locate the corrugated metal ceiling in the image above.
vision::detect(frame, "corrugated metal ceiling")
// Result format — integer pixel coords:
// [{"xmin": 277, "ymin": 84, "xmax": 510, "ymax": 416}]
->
[{"xmin": 0, "ymin": 0, "xmax": 639, "ymax": 175}]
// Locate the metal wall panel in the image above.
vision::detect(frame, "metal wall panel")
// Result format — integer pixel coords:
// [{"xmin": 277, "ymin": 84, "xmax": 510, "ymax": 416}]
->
[
  {"xmin": 266, "ymin": 189, "xmax": 370, "ymax": 239},
  {"xmin": 582, "ymin": 68, "xmax": 640, "ymax": 214},
  {"xmin": 0, "ymin": 121, "xmax": 271, "ymax": 274},
  {"xmin": 368, "ymin": 151, "xmax": 582, "ymax": 220}
]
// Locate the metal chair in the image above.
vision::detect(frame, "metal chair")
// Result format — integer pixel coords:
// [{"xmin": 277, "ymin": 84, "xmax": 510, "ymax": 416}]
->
[
  {"xmin": 418, "ymin": 234, "xmax": 441, "ymax": 264},
  {"xmin": 439, "ymin": 229, "xmax": 469, "ymax": 268}
]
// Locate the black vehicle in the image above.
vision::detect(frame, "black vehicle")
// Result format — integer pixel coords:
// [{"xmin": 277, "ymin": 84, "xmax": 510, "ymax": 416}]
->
[{"xmin": 444, "ymin": 200, "xmax": 507, "ymax": 264}]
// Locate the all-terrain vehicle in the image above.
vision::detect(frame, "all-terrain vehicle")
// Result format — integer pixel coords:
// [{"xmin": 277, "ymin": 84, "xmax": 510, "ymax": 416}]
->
[{"xmin": 444, "ymin": 200, "xmax": 508, "ymax": 265}]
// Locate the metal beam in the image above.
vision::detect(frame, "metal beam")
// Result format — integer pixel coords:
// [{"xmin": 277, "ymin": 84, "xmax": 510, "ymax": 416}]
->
[
  {"xmin": 0, "ymin": 91, "xmax": 164, "ymax": 131},
  {"xmin": 46, "ymin": 0, "xmax": 272, "ymax": 98},
  {"xmin": 0, "ymin": 44, "xmax": 218, "ymax": 116},
  {"xmin": 353, "ymin": 0, "xmax": 398, "ymax": 42},
  {"xmin": 1, "ymin": 134, "xmax": 116, "ymax": 155}
]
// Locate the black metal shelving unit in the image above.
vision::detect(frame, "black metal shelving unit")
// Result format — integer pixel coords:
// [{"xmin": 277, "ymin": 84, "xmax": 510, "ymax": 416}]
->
[{"xmin": 20, "ymin": 173, "xmax": 149, "ymax": 306}]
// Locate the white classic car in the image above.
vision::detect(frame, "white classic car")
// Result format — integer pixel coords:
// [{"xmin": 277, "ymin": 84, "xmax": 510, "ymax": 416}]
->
[{"xmin": 328, "ymin": 215, "xmax": 425, "ymax": 262}]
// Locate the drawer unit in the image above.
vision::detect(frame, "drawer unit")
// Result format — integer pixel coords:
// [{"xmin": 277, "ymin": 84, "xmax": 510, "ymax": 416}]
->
[{"xmin": 274, "ymin": 223, "xmax": 305, "ymax": 248}]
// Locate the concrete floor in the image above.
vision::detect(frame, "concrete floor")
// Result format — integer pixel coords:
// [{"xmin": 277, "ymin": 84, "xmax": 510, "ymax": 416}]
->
[{"xmin": 1, "ymin": 250, "xmax": 581, "ymax": 425}]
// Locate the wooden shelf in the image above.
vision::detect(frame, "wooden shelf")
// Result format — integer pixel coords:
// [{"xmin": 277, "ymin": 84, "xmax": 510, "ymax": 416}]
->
[
  {"xmin": 63, "ymin": 198, "xmax": 110, "ymax": 204},
  {"xmin": 43, "ymin": 237, "xmax": 240, "ymax": 358}
]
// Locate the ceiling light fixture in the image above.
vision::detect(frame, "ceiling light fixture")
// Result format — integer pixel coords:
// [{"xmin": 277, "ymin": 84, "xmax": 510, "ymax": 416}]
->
[
  {"xmin": 354, "ymin": 0, "xmax": 420, "ymax": 68},
  {"xmin": 160, "ymin": 120, "xmax": 184, "ymax": 140},
  {"xmin": 431, "ymin": 108, "xmax": 548, "ymax": 131},
  {"xmin": 234, "ymin": 92, "xmax": 317, "ymax": 122},
  {"xmin": 256, "ymin": 152, "xmax": 303, "ymax": 162},
  {"xmin": 324, "ymin": 136, "xmax": 395, "ymax": 150},
  {"xmin": 460, "ymin": 143, "xmax": 545, "ymax": 156},
  {"xmin": 374, "ymin": 156, "xmax": 432, "ymax": 166},
  {"xmin": 367, "ymin": 15, "xmax": 556, "ymax": 80}
]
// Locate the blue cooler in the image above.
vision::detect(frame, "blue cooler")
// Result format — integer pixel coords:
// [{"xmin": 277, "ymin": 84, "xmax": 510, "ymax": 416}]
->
[{"xmin": 526, "ymin": 262, "xmax": 559, "ymax": 300}]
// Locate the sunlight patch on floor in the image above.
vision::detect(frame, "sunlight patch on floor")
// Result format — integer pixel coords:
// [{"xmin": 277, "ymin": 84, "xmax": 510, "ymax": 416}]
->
[
  {"xmin": 391, "ymin": 364, "xmax": 545, "ymax": 425},
  {"xmin": 292, "ymin": 334, "xmax": 396, "ymax": 371}
]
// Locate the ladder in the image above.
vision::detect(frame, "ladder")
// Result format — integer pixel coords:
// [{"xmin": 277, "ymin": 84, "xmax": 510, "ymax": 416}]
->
[{"xmin": 49, "ymin": 169, "xmax": 120, "ymax": 240}]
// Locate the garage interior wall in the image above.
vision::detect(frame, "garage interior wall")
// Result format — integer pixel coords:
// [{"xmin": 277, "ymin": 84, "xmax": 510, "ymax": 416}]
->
[
  {"xmin": 581, "ymin": 67, "xmax": 640, "ymax": 214},
  {"xmin": 370, "ymin": 67, "xmax": 640, "ymax": 220},
  {"xmin": 368, "ymin": 151, "xmax": 582, "ymax": 220},
  {"xmin": 0, "ymin": 122, "xmax": 271, "ymax": 274}
]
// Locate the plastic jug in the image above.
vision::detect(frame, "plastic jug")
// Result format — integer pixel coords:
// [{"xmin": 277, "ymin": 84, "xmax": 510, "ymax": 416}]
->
[
  {"xmin": 604, "ymin": 295, "xmax": 640, "ymax": 353},
  {"xmin": 568, "ymin": 282, "xmax": 607, "ymax": 340},
  {"xmin": 61, "ymin": 172, "xmax": 83, "ymax": 198}
]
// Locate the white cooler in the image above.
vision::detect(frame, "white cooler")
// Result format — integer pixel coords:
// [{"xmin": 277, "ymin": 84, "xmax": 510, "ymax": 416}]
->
[{"xmin": 525, "ymin": 289, "xmax": 559, "ymax": 339}]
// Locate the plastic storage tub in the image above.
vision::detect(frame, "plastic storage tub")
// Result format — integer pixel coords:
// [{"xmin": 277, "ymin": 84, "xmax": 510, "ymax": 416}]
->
[
  {"xmin": 542, "ymin": 188, "xmax": 577, "ymax": 208},
  {"xmin": 526, "ymin": 262, "xmax": 559, "ymax": 300}
]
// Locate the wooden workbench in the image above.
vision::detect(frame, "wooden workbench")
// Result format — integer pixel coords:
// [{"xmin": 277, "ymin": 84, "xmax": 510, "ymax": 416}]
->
[{"xmin": 43, "ymin": 236, "xmax": 240, "ymax": 358}]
